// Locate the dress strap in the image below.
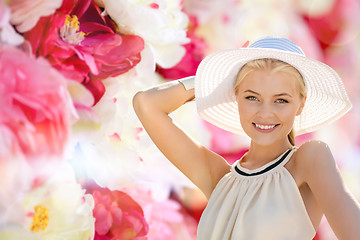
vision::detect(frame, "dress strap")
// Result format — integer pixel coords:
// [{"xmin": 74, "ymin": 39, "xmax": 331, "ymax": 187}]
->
[
  {"xmin": 278, "ymin": 146, "xmax": 297, "ymax": 166},
  {"xmin": 234, "ymin": 147, "xmax": 296, "ymax": 176}
]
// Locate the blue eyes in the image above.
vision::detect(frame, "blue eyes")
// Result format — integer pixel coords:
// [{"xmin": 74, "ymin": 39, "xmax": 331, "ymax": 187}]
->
[{"xmin": 245, "ymin": 96, "xmax": 289, "ymax": 103}]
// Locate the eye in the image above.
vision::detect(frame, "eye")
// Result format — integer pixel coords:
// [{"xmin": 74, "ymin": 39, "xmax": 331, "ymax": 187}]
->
[
  {"xmin": 245, "ymin": 96, "xmax": 258, "ymax": 101},
  {"xmin": 276, "ymin": 99, "xmax": 289, "ymax": 103}
]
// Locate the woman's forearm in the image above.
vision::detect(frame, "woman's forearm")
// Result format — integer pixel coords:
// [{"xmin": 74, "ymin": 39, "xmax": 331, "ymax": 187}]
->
[{"xmin": 133, "ymin": 77, "xmax": 195, "ymax": 116}]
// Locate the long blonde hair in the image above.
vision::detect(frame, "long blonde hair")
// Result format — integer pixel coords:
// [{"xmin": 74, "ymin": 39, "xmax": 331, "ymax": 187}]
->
[{"xmin": 234, "ymin": 58, "xmax": 306, "ymax": 146}]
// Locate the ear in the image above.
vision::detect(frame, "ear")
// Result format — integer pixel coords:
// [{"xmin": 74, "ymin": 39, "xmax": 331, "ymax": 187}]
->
[{"xmin": 296, "ymin": 95, "xmax": 307, "ymax": 116}]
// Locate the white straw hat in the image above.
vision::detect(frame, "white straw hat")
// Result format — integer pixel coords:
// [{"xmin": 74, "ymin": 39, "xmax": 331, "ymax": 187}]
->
[{"xmin": 195, "ymin": 36, "xmax": 352, "ymax": 135}]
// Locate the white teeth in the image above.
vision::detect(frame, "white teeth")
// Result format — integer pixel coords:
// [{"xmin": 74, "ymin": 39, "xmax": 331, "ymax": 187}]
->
[{"xmin": 255, "ymin": 123, "xmax": 277, "ymax": 130}]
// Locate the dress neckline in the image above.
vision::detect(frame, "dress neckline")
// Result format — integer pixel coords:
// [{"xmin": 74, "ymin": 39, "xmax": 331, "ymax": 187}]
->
[{"xmin": 234, "ymin": 147, "xmax": 295, "ymax": 176}]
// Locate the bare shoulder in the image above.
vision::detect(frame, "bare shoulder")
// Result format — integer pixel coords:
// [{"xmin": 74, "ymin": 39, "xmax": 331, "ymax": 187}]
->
[
  {"xmin": 297, "ymin": 139, "xmax": 330, "ymax": 155},
  {"xmin": 296, "ymin": 140, "xmax": 333, "ymax": 165},
  {"xmin": 295, "ymin": 140, "xmax": 337, "ymax": 182}
]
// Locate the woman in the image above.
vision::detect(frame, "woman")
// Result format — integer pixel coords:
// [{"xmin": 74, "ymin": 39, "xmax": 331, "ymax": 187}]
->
[{"xmin": 133, "ymin": 37, "xmax": 360, "ymax": 239}]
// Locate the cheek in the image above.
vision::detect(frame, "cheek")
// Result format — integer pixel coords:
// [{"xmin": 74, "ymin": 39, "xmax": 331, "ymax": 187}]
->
[
  {"xmin": 237, "ymin": 103, "xmax": 249, "ymax": 120},
  {"xmin": 276, "ymin": 106, "xmax": 298, "ymax": 124},
  {"xmin": 237, "ymin": 103, "xmax": 258, "ymax": 130},
  {"xmin": 238, "ymin": 104, "xmax": 256, "ymax": 122}
]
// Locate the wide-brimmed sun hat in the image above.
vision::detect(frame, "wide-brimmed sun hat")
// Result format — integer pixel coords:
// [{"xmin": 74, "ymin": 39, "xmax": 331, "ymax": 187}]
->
[{"xmin": 195, "ymin": 36, "xmax": 352, "ymax": 135}]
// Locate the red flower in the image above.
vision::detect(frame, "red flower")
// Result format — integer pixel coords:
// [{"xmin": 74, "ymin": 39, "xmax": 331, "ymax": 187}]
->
[
  {"xmin": 91, "ymin": 187, "xmax": 149, "ymax": 240},
  {"xmin": 23, "ymin": 0, "xmax": 144, "ymax": 105}
]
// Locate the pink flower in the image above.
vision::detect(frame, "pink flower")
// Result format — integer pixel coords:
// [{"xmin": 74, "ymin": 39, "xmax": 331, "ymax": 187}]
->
[
  {"xmin": 124, "ymin": 188, "xmax": 198, "ymax": 240},
  {"xmin": 9, "ymin": 0, "xmax": 63, "ymax": 33},
  {"xmin": 23, "ymin": 0, "xmax": 144, "ymax": 105},
  {"xmin": 302, "ymin": 0, "xmax": 360, "ymax": 49},
  {"xmin": 0, "ymin": 45, "xmax": 71, "ymax": 160},
  {"xmin": 89, "ymin": 186, "xmax": 149, "ymax": 239}
]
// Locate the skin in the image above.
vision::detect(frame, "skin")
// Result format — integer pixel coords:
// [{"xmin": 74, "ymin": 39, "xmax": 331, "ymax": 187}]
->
[{"xmin": 133, "ymin": 68, "xmax": 360, "ymax": 239}]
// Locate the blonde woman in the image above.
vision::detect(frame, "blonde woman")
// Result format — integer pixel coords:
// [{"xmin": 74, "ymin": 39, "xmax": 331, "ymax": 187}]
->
[{"xmin": 133, "ymin": 37, "xmax": 360, "ymax": 239}]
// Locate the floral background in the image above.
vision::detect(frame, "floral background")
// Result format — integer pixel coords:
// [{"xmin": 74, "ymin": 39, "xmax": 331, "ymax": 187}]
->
[{"xmin": 0, "ymin": 0, "xmax": 359, "ymax": 239}]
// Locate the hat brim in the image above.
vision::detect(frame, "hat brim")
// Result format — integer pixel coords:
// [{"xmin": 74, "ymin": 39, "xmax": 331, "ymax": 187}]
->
[{"xmin": 195, "ymin": 48, "xmax": 352, "ymax": 135}]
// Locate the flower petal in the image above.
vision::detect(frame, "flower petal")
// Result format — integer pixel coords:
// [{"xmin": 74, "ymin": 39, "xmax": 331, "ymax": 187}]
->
[{"xmin": 93, "ymin": 204, "xmax": 113, "ymax": 235}]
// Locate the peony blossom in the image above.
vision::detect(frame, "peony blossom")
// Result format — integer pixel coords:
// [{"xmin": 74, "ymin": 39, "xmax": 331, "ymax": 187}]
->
[
  {"xmin": 0, "ymin": 45, "xmax": 72, "ymax": 161},
  {"xmin": 9, "ymin": 0, "xmax": 63, "ymax": 33},
  {"xmin": 87, "ymin": 185, "xmax": 149, "ymax": 239},
  {"xmin": 0, "ymin": 164, "xmax": 95, "ymax": 239},
  {"xmin": 23, "ymin": 0, "xmax": 144, "ymax": 104},
  {"xmin": 102, "ymin": 0, "xmax": 190, "ymax": 68},
  {"xmin": 0, "ymin": 0, "xmax": 24, "ymax": 45},
  {"xmin": 21, "ymin": 164, "xmax": 95, "ymax": 239}
]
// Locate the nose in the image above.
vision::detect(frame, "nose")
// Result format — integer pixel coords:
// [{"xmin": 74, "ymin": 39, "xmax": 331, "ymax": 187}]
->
[{"xmin": 257, "ymin": 102, "xmax": 274, "ymax": 119}]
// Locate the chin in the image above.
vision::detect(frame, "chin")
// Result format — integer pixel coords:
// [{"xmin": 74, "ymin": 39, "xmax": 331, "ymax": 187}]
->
[{"xmin": 248, "ymin": 132, "xmax": 289, "ymax": 147}]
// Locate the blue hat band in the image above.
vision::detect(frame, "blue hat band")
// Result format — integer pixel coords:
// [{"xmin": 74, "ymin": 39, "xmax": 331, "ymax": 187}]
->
[{"xmin": 249, "ymin": 37, "xmax": 305, "ymax": 56}]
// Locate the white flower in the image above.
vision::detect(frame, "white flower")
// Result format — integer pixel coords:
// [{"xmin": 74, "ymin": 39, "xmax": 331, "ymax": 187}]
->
[
  {"xmin": 0, "ymin": 225, "xmax": 42, "ymax": 240},
  {"xmin": 102, "ymin": 0, "xmax": 190, "ymax": 68},
  {"xmin": 0, "ymin": 156, "xmax": 33, "ymax": 226},
  {"xmin": 0, "ymin": 1, "xmax": 23, "ymax": 45},
  {"xmin": 21, "ymin": 164, "xmax": 95, "ymax": 240},
  {"xmin": 9, "ymin": 0, "xmax": 63, "ymax": 33},
  {"xmin": 68, "ymin": 133, "xmax": 142, "ymax": 190}
]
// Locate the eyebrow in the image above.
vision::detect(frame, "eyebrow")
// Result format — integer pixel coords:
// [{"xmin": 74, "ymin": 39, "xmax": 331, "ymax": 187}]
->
[{"xmin": 243, "ymin": 89, "xmax": 293, "ymax": 98}]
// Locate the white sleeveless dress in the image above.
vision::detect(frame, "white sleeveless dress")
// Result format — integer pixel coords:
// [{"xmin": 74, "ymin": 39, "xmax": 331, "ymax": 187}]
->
[{"xmin": 197, "ymin": 147, "xmax": 316, "ymax": 240}]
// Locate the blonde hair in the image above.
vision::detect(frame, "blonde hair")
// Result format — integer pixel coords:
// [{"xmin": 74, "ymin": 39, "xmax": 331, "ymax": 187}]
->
[{"xmin": 234, "ymin": 58, "xmax": 306, "ymax": 146}]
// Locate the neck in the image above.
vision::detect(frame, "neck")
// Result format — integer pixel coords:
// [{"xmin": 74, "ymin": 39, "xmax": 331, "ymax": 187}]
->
[{"xmin": 245, "ymin": 139, "xmax": 293, "ymax": 164}]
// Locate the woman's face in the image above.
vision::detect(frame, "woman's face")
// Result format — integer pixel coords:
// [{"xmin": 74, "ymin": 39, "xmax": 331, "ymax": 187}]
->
[{"xmin": 235, "ymin": 68, "xmax": 306, "ymax": 146}]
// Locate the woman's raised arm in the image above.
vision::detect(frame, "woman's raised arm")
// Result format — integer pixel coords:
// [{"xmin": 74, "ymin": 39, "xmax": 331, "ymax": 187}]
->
[{"xmin": 132, "ymin": 77, "xmax": 230, "ymax": 199}]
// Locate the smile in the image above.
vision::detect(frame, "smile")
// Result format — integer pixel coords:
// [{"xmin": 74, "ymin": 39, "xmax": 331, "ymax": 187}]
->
[
  {"xmin": 254, "ymin": 123, "xmax": 277, "ymax": 129},
  {"xmin": 253, "ymin": 123, "xmax": 279, "ymax": 131}
]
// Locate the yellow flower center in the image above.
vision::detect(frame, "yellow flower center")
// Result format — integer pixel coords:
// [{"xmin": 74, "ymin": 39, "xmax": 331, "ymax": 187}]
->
[
  {"xmin": 60, "ymin": 15, "xmax": 86, "ymax": 45},
  {"xmin": 30, "ymin": 205, "xmax": 49, "ymax": 233}
]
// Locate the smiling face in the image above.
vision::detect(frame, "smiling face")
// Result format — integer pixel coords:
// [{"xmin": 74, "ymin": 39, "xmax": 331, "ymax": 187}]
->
[{"xmin": 234, "ymin": 59, "xmax": 306, "ymax": 147}]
